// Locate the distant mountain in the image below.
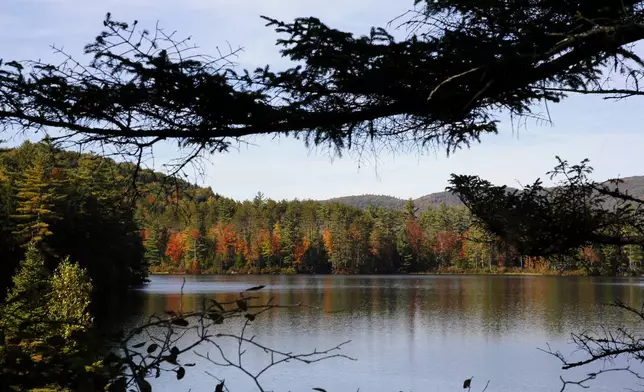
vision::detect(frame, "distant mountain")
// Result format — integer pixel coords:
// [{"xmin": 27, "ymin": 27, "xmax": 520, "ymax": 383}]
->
[
  {"xmin": 325, "ymin": 194, "xmax": 408, "ymax": 210},
  {"xmin": 606, "ymin": 176, "xmax": 644, "ymax": 199},
  {"xmin": 324, "ymin": 191, "xmax": 463, "ymax": 212},
  {"xmin": 413, "ymin": 191, "xmax": 463, "ymax": 211},
  {"xmin": 325, "ymin": 175, "xmax": 644, "ymax": 212}
]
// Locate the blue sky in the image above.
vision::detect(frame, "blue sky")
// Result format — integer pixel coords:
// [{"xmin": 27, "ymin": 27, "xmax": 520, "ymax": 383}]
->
[{"xmin": 3, "ymin": 0, "xmax": 644, "ymax": 201}]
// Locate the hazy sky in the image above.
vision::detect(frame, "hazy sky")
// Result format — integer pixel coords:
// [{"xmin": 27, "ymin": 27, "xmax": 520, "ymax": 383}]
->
[{"xmin": 3, "ymin": 0, "xmax": 644, "ymax": 201}]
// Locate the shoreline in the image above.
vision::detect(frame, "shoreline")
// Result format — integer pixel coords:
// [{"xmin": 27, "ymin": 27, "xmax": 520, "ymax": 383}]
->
[{"xmin": 147, "ymin": 268, "xmax": 613, "ymax": 277}]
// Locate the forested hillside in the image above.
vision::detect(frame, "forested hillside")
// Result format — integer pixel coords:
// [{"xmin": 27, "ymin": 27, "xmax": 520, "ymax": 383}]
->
[
  {"xmin": 136, "ymin": 167, "xmax": 644, "ymax": 276},
  {"xmin": 324, "ymin": 191, "xmax": 466, "ymax": 212},
  {"xmin": 0, "ymin": 141, "xmax": 159, "ymax": 298},
  {"xmin": 2, "ymin": 141, "xmax": 642, "ymax": 285}
]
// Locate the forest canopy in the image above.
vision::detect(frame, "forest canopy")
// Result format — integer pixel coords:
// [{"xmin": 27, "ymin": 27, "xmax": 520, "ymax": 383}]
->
[
  {"xmin": 0, "ymin": 141, "xmax": 147, "ymax": 299},
  {"xmin": 2, "ymin": 141, "xmax": 641, "ymax": 285}
]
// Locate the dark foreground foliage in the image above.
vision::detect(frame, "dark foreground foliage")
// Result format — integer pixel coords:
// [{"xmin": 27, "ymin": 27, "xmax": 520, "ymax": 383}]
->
[
  {"xmin": 0, "ymin": 141, "xmax": 146, "ymax": 300},
  {"xmin": 1, "ymin": 1, "xmax": 644, "ymax": 167}
]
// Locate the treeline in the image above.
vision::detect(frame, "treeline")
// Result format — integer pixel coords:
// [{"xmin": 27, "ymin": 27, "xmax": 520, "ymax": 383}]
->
[
  {"xmin": 139, "ymin": 180, "xmax": 644, "ymax": 276},
  {"xmin": 2, "ymin": 141, "xmax": 642, "ymax": 280},
  {"xmin": 140, "ymin": 191, "xmax": 477, "ymax": 274}
]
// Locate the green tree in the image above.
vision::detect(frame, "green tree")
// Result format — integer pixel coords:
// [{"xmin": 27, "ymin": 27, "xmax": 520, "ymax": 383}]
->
[
  {"xmin": 0, "ymin": 165, "xmax": 17, "ymax": 284},
  {"xmin": 143, "ymin": 224, "xmax": 165, "ymax": 266},
  {"xmin": 48, "ymin": 258, "xmax": 93, "ymax": 338},
  {"xmin": 11, "ymin": 149, "xmax": 64, "ymax": 246},
  {"xmin": 1, "ymin": 242, "xmax": 51, "ymax": 339}
]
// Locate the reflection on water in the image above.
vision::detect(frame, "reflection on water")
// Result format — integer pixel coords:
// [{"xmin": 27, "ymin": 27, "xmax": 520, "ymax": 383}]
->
[{"xmin": 118, "ymin": 275, "xmax": 644, "ymax": 392}]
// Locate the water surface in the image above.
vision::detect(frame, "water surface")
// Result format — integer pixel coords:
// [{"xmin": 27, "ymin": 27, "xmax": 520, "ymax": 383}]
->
[{"xmin": 119, "ymin": 275, "xmax": 644, "ymax": 392}]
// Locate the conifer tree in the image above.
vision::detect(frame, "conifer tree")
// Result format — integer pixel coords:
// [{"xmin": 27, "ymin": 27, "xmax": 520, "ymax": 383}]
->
[
  {"xmin": 11, "ymin": 149, "xmax": 64, "ymax": 245},
  {"xmin": 48, "ymin": 258, "xmax": 93, "ymax": 338},
  {"xmin": 1, "ymin": 242, "xmax": 51, "ymax": 338},
  {"xmin": 143, "ymin": 224, "xmax": 164, "ymax": 266}
]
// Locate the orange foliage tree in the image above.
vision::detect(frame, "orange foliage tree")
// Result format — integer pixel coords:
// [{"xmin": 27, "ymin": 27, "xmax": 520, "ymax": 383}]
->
[
  {"xmin": 582, "ymin": 246, "xmax": 601, "ymax": 263},
  {"xmin": 322, "ymin": 228, "xmax": 333, "ymax": 256},
  {"xmin": 165, "ymin": 232, "xmax": 187, "ymax": 264},
  {"xmin": 293, "ymin": 237, "xmax": 311, "ymax": 265},
  {"xmin": 213, "ymin": 223, "xmax": 238, "ymax": 263}
]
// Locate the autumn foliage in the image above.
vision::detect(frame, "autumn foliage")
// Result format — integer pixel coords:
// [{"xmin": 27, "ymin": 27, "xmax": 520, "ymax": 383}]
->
[
  {"xmin": 293, "ymin": 237, "xmax": 311, "ymax": 265},
  {"xmin": 434, "ymin": 231, "xmax": 461, "ymax": 257},
  {"xmin": 165, "ymin": 232, "xmax": 187, "ymax": 264},
  {"xmin": 405, "ymin": 220, "xmax": 424, "ymax": 254},
  {"xmin": 322, "ymin": 228, "xmax": 333, "ymax": 256},
  {"xmin": 139, "ymin": 180, "xmax": 641, "ymax": 275}
]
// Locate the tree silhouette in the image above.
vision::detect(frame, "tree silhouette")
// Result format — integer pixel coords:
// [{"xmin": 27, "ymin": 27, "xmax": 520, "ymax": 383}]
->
[
  {"xmin": 448, "ymin": 157, "xmax": 644, "ymax": 273},
  {"xmin": 1, "ymin": 2, "xmax": 644, "ymax": 169}
]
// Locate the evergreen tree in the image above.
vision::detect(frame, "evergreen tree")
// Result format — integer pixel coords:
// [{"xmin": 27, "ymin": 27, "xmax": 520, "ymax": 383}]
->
[
  {"xmin": 1, "ymin": 243, "xmax": 51, "ymax": 338},
  {"xmin": 48, "ymin": 258, "xmax": 93, "ymax": 338},
  {"xmin": 0, "ymin": 166, "xmax": 16, "ymax": 280},
  {"xmin": 11, "ymin": 149, "xmax": 64, "ymax": 245},
  {"xmin": 143, "ymin": 224, "xmax": 164, "ymax": 266}
]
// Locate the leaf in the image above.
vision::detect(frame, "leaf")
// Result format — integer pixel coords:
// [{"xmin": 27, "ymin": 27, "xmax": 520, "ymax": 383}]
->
[
  {"xmin": 171, "ymin": 346, "xmax": 180, "ymax": 357},
  {"xmin": 107, "ymin": 377, "xmax": 127, "ymax": 392},
  {"xmin": 209, "ymin": 299, "xmax": 225, "ymax": 312},
  {"xmin": 147, "ymin": 343, "xmax": 159, "ymax": 353},
  {"xmin": 132, "ymin": 342, "xmax": 145, "ymax": 348},
  {"xmin": 236, "ymin": 299, "xmax": 248, "ymax": 311},
  {"xmin": 463, "ymin": 378, "xmax": 472, "ymax": 389},
  {"xmin": 215, "ymin": 380, "xmax": 225, "ymax": 392},
  {"xmin": 313, "ymin": 389, "xmax": 327, "ymax": 392},
  {"xmin": 137, "ymin": 378, "xmax": 152, "ymax": 392},
  {"xmin": 209, "ymin": 312, "xmax": 224, "ymax": 324},
  {"xmin": 6, "ymin": 61, "xmax": 23, "ymax": 70},
  {"xmin": 245, "ymin": 285, "xmax": 265, "ymax": 291},
  {"xmin": 176, "ymin": 366, "xmax": 186, "ymax": 380},
  {"xmin": 171, "ymin": 318, "xmax": 190, "ymax": 327},
  {"xmin": 164, "ymin": 355, "xmax": 178, "ymax": 365},
  {"xmin": 244, "ymin": 313, "xmax": 256, "ymax": 321}
]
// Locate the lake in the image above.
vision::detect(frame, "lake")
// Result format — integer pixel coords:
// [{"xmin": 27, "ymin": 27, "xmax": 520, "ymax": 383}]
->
[{"xmin": 118, "ymin": 275, "xmax": 644, "ymax": 392}]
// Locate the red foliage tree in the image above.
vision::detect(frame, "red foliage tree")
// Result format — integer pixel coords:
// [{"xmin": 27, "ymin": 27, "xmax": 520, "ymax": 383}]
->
[
  {"xmin": 405, "ymin": 220, "xmax": 424, "ymax": 254},
  {"xmin": 434, "ymin": 231, "xmax": 461, "ymax": 259}
]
